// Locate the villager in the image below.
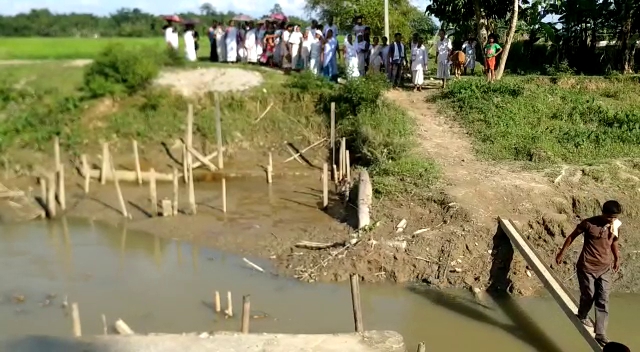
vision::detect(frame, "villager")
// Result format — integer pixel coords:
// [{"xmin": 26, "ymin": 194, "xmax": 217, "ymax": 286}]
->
[
  {"xmin": 387, "ymin": 32, "xmax": 406, "ymax": 88},
  {"xmin": 215, "ymin": 22, "xmax": 226, "ymax": 62},
  {"xmin": 435, "ymin": 29, "xmax": 452, "ymax": 88},
  {"xmin": 225, "ymin": 20, "xmax": 238, "ymax": 63},
  {"xmin": 208, "ymin": 21, "xmax": 219, "ymax": 62},
  {"xmin": 344, "ymin": 34, "xmax": 360, "ymax": 78},
  {"xmin": 244, "ymin": 21, "xmax": 258, "ymax": 64},
  {"xmin": 183, "ymin": 23, "xmax": 197, "ymax": 62},
  {"xmin": 308, "ymin": 30, "xmax": 323, "ymax": 75},
  {"xmin": 368, "ymin": 36, "xmax": 383, "ymax": 74},
  {"xmin": 301, "ymin": 28, "xmax": 313, "ymax": 69},
  {"xmin": 323, "ymin": 16, "xmax": 338, "ymax": 39},
  {"xmin": 484, "ymin": 33, "xmax": 502, "ymax": 82},
  {"xmin": 289, "ymin": 25, "xmax": 304, "ymax": 70},
  {"xmin": 555, "ymin": 200, "xmax": 622, "ymax": 347},
  {"xmin": 321, "ymin": 29, "xmax": 338, "ymax": 80},
  {"xmin": 462, "ymin": 36, "xmax": 477, "ymax": 75},
  {"xmin": 411, "ymin": 37, "xmax": 427, "ymax": 91},
  {"xmin": 281, "ymin": 23, "xmax": 294, "ymax": 73},
  {"xmin": 163, "ymin": 20, "xmax": 179, "ymax": 51},
  {"xmin": 380, "ymin": 36, "xmax": 390, "ymax": 74}
]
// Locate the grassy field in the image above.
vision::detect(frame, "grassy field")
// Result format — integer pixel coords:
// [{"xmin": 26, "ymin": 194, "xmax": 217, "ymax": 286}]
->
[
  {"xmin": 439, "ymin": 75, "xmax": 640, "ymax": 165},
  {"xmin": 0, "ymin": 37, "xmax": 163, "ymax": 60}
]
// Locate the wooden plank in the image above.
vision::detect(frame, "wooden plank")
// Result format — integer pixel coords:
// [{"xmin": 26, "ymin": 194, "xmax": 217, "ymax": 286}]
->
[{"xmin": 498, "ymin": 218, "xmax": 602, "ymax": 352}]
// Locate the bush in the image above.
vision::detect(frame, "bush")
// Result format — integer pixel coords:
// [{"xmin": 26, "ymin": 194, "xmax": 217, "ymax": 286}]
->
[{"xmin": 83, "ymin": 43, "xmax": 161, "ymax": 98}]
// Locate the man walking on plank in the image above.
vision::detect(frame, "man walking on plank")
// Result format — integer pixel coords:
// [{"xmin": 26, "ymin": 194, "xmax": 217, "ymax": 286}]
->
[{"xmin": 556, "ymin": 200, "xmax": 622, "ymax": 347}]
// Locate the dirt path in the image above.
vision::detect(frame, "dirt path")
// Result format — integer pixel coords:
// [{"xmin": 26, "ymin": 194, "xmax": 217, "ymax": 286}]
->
[{"xmin": 386, "ymin": 89, "xmax": 563, "ymax": 228}]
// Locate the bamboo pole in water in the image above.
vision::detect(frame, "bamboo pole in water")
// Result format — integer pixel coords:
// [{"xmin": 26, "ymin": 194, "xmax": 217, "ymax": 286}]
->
[
  {"xmin": 215, "ymin": 94, "xmax": 227, "ymax": 214},
  {"xmin": 102, "ymin": 314, "xmax": 108, "ymax": 335},
  {"xmin": 71, "ymin": 302, "xmax": 81, "ymax": 337},
  {"xmin": 149, "ymin": 168, "xmax": 157, "ymax": 216},
  {"xmin": 100, "ymin": 142, "xmax": 109, "ymax": 185},
  {"xmin": 221, "ymin": 178, "xmax": 227, "ymax": 213},
  {"xmin": 241, "ymin": 295, "xmax": 251, "ymax": 333},
  {"xmin": 350, "ymin": 274, "xmax": 363, "ymax": 333},
  {"xmin": 188, "ymin": 163, "xmax": 196, "ymax": 214},
  {"xmin": 226, "ymin": 291, "xmax": 233, "ymax": 317},
  {"xmin": 46, "ymin": 173, "xmax": 56, "ymax": 218},
  {"xmin": 322, "ymin": 163, "xmax": 328, "ymax": 209},
  {"xmin": 214, "ymin": 291, "xmax": 221, "ymax": 313},
  {"xmin": 39, "ymin": 177, "xmax": 46, "ymax": 210},
  {"xmin": 267, "ymin": 152, "xmax": 273, "ymax": 184},
  {"xmin": 81, "ymin": 154, "xmax": 90, "ymax": 194},
  {"xmin": 111, "ymin": 155, "xmax": 129, "ymax": 218},
  {"xmin": 133, "ymin": 140, "xmax": 142, "ymax": 185},
  {"xmin": 58, "ymin": 165, "xmax": 66, "ymax": 211},
  {"xmin": 416, "ymin": 342, "xmax": 426, "ymax": 352},
  {"xmin": 53, "ymin": 136, "xmax": 61, "ymax": 172},
  {"xmin": 172, "ymin": 168, "xmax": 179, "ymax": 216},
  {"xmin": 331, "ymin": 102, "xmax": 336, "ymax": 175},
  {"xmin": 182, "ymin": 144, "xmax": 188, "ymax": 184}
]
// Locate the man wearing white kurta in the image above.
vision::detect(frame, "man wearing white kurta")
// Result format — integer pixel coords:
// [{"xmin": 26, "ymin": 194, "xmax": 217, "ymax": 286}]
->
[
  {"xmin": 244, "ymin": 23, "xmax": 258, "ymax": 63},
  {"xmin": 436, "ymin": 30, "xmax": 452, "ymax": 88},
  {"xmin": 184, "ymin": 26, "xmax": 197, "ymax": 62},
  {"xmin": 411, "ymin": 39, "xmax": 427, "ymax": 91},
  {"xmin": 225, "ymin": 21, "xmax": 238, "ymax": 63}
]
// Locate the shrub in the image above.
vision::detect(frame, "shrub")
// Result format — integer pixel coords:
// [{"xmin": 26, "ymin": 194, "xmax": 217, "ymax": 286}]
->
[{"xmin": 83, "ymin": 43, "xmax": 161, "ymax": 98}]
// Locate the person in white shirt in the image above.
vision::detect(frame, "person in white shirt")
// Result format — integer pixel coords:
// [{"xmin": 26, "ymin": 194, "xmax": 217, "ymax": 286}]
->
[
  {"xmin": 387, "ymin": 32, "xmax": 407, "ymax": 88},
  {"xmin": 461, "ymin": 36, "xmax": 477, "ymax": 75},
  {"xmin": 306, "ymin": 19, "xmax": 319, "ymax": 37},
  {"xmin": 380, "ymin": 36, "xmax": 390, "ymax": 75},
  {"xmin": 352, "ymin": 15, "xmax": 366, "ymax": 45},
  {"xmin": 244, "ymin": 22, "xmax": 258, "ymax": 64},
  {"xmin": 288, "ymin": 25, "xmax": 304, "ymax": 70},
  {"xmin": 356, "ymin": 34, "xmax": 368, "ymax": 76},
  {"xmin": 309, "ymin": 30, "xmax": 323, "ymax": 75},
  {"xmin": 301, "ymin": 28, "xmax": 313, "ymax": 69},
  {"xmin": 323, "ymin": 17, "xmax": 338, "ymax": 39},
  {"xmin": 411, "ymin": 37, "xmax": 427, "ymax": 91},
  {"xmin": 368, "ymin": 36, "xmax": 383, "ymax": 74},
  {"xmin": 183, "ymin": 23, "xmax": 197, "ymax": 62},
  {"xmin": 215, "ymin": 23, "xmax": 226, "ymax": 62},
  {"xmin": 225, "ymin": 20, "xmax": 238, "ymax": 63},
  {"xmin": 344, "ymin": 34, "xmax": 360, "ymax": 78},
  {"xmin": 163, "ymin": 21, "xmax": 179, "ymax": 50},
  {"xmin": 281, "ymin": 23, "xmax": 294, "ymax": 72},
  {"xmin": 436, "ymin": 29, "xmax": 452, "ymax": 88}
]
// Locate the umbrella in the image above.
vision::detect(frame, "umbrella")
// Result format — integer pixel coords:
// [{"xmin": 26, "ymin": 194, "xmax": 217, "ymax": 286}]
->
[
  {"xmin": 182, "ymin": 19, "xmax": 200, "ymax": 26},
  {"xmin": 232, "ymin": 14, "xmax": 253, "ymax": 22},
  {"xmin": 270, "ymin": 13, "xmax": 288, "ymax": 22},
  {"xmin": 162, "ymin": 15, "xmax": 181, "ymax": 23}
]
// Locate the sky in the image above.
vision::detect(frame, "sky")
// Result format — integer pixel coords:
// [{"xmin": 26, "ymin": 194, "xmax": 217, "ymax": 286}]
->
[{"xmin": 0, "ymin": 0, "xmax": 430, "ymax": 19}]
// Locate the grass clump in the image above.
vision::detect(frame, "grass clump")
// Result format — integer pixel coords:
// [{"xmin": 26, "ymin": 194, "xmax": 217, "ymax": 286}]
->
[
  {"xmin": 83, "ymin": 43, "xmax": 162, "ymax": 98},
  {"xmin": 289, "ymin": 72, "xmax": 439, "ymax": 196},
  {"xmin": 440, "ymin": 76, "xmax": 640, "ymax": 164}
]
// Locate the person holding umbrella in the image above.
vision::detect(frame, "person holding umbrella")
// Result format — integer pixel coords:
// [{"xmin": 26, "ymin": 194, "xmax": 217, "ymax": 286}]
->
[{"xmin": 162, "ymin": 15, "xmax": 180, "ymax": 51}]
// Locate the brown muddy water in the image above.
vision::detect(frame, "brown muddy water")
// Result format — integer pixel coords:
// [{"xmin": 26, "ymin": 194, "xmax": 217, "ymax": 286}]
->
[{"xmin": 1, "ymin": 220, "xmax": 639, "ymax": 352}]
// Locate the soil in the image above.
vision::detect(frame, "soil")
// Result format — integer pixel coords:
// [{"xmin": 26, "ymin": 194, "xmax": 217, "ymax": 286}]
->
[
  {"xmin": 154, "ymin": 67, "xmax": 264, "ymax": 96},
  {"xmin": 2, "ymin": 69, "xmax": 640, "ymax": 297}
]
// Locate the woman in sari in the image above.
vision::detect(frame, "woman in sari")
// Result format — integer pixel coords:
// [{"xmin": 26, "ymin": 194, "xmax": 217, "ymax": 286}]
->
[
  {"xmin": 322, "ymin": 29, "xmax": 338, "ymax": 79},
  {"xmin": 368, "ymin": 36, "xmax": 383, "ymax": 74},
  {"xmin": 344, "ymin": 34, "xmax": 360, "ymax": 78},
  {"xmin": 308, "ymin": 30, "xmax": 322, "ymax": 74},
  {"xmin": 225, "ymin": 20, "xmax": 238, "ymax": 63}
]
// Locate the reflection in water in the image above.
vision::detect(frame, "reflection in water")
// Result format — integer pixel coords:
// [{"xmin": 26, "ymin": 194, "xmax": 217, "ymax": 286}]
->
[{"xmin": 0, "ymin": 220, "xmax": 638, "ymax": 352}]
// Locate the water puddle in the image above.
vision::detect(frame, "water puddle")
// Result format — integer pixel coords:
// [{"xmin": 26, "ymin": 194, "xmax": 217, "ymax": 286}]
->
[{"xmin": 1, "ymin": 220, "xmax": 638, "ymax": 351}]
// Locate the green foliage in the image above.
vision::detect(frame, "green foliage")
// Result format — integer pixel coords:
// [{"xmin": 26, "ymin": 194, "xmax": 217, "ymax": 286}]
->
[
  {"xmin": 83, "ymin": 43, "xmax": 161, "ymax": 98},
  {"xmin": 439, "ymin": 76, "xmax": 640, "ymax": 164}
]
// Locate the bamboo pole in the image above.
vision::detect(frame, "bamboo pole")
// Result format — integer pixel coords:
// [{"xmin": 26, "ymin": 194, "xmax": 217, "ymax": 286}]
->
[
  {"xmin": 114, "ymin": 319, "xmax": 134, "ymax": 335},
  {"xmin": 241, "ymin": 295, "xmax": 250, "ymax": 333},
  {"xmin": 53, "ymin": 136, "xmax": 61, "ymax": 171},
  {"xmin": 331, "ymin": 102, "xmax": 336, "ymax": 174},
  {"xmin": 215, "ymin": 93, "xmax": 224, "ymax": 169},
  {"xmin": 46, "ymin": 173, "xmax": 56, "ymax": 218},
  {"xmin": 188, "ymin": 162, "xmax": 196, "ymax": 215},
  {"xmin": 341, "ymin": 138, "xmax": 346, "ymax": 181},
  {"xmin": 58, "ymin": 165, "xmax": 66, "ymax": 211},
  {"xmin": 346, "ymin": 150, "xmax": 351, "ymax": 182},
  {"xmin": 350, "ymin": 274, "xmax": 363, "ymax": 333},
  {"xmin": 172, "ymin": 168, "xmax": 179, "ymax": 216},
  {"xmin": 149, "ymin": 168, "xmax": 157, "ymax": 216},
  {"xmin": 71, "ymin": 302, "xmax": 81, "ymax": 337},
  {"xmin": 358, "ymin": 170, "xmax": 372, "ymax": 230},
  {"xmin": 267, "ymin": 152, "xmax": 273, "ymax": 184},
  {"xmin": 417, "ymin": 342, "xmax": 426, "ymax": 352},
  {"xmin": 81, "ymin": 154, "xmax": 90, "ymax": 194},
  {"xmin": 214, "ymin": 291, "xmax": 221, "ymax": 313},
  {"xmin": 322, "ymin": 163, "xmax": 328, "ymax": 209},
  {"xmin": 283, "ymin": 138, "xmax": 327, "ymax": 162},
  {"xmin": 102, "ymin": 314, "xmax": 108, "ymax": 335},
  {"xmin": 39, "ymin": 177, "xmax": 46, "ymax": 207},
  {"xmin": 221, "ymin": 178, "xmax": 227, "ymax": 213},
  {"xmin": 100, "ymin": 142, "xmax": 109, "ymax": 185},
  {"xmin": 88, "ymin": 169, "xmax": 174, "ymax": 183},
  {"xmin": 182, "ymin": 145, "xmax": 188, "ymax": 184},
  {"xmin": 111, "ymin": 155, "xmax": 129, "ymax": 218},
  {"xmin": 332, "ymin": 164, "xmax": 338, "ymax": 185},
  {"xmin": 133, "ymin": 140, "xmax": 142, "ymax": 185},
  {"xmin": 187, "ymin": 145, "xmax": 217, "ymax": 171},
  {"xmin": 226, "ymin": 291, "xmax": 233, "ymax": 317},
  {"xmin": 186, "ymin": 104, "xmax": 194, "ymax": 173}
]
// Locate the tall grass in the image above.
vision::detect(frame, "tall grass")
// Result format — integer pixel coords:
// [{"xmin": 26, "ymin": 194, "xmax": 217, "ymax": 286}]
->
[
  {"xmin": 439, "ymin": 76, "xmax": 640, "ymax": 165},
  {"xmin": 0, "ymin": 37, "xmax": 164, "ymax": 60}
]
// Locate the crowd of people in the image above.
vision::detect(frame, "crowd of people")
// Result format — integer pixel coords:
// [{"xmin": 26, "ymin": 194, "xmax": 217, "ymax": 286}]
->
[{"xmin": 161, "ymin": 14, "xmax": 513, "ymax": 89}]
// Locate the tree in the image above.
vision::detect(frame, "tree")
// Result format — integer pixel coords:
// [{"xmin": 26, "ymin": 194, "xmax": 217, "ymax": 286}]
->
[
  {"xmin": 270, "ymin": 3, "xmax": 284, "ymax": 15},
  {"xmin": 199, "ymin": 3, "xmax": 215, "ymax": 16},
  {"xmin": 495, "ymin": 0, "xmax": 519, "ymax": 79}
]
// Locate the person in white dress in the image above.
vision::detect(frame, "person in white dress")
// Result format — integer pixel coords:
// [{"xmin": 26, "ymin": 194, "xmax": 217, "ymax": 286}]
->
[
  {"xmin": 380, "ymin": 36, "xmax": 390, "ymax": 75},
  {"xmin": 411, "ymin": 38, "xmax": 427, "ymax": 91},
  {"xmin": 309, "ymin": 30, "xmax": 323, "ymax": 75},
  {"xmin": 344, "ymin": 34, "xmax": 360, "ymax": 78},
  {"xmin": 436, "ymin": 29, "xmax": 452, "ymax": 88},
  {"xmin": 215, "ymin": 23, "xmax": 226, "ymax": 62},
  {"xmin": 301, "ymin": 28, "xmax": 313, "ymax": 69},
  {"xmin": 244, "ymin": 22, "xmax": 258, "ymax": 63},
  {"xmin": 368, "ymin": 36, "xmax": 383, "ymax": 74},
  {"xmin": 323, "ymin": 17, "xmax": 338, "ymax": 39},
  {"xmin": 256, "ymin": 21, "xmax": 266, "ymax": 60},
  {"xmin": 163, "ymin": 22, "xmax": 177, "ymax": 50},
  {"xmin": 461, "ymin": 36, "xmax": 477, "ymax": 75},
  {"xmin": 184, "ymin": 24, "xmax": 197, "ymax": 62},
  {"xmin": 288, "ymin": 25, "xmax": 304, "ymax": 70},
  {"xmin": 225, "ymin": 20, "xmax": 238, "ymax": 63}
]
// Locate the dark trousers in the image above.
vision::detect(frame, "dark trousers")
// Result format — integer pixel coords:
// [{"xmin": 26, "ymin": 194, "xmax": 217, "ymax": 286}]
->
[
  {"xmin": 210, "ymin": 40, "xmax": 218, "ymax": 62},
  {"xmin": 389, "ymin": 60, "xmax": 403, "ymax": 87},
  {"xmin": 577, "ymin": 267, "xmax": 611, "ymax": 335}
]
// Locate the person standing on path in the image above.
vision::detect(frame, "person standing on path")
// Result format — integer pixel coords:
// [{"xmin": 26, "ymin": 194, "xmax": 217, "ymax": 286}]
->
[
  {"xmin": 207, "ymin": 21, "xmax": 219, "ymax": 62},
  {"xmin": 387, "ymin": 32, "xmax": 407, "ymax": 88},
  {"xmin": 435, "ymin": 29, "xmax": 452, "ymax": 88},
  {"xmin": 484, "ymin": 33, "xmax": 502, "ymax": 82},
  {"xmin": 411, "ymin": 37, "xmax": 427, "ymax": 91},
  {"xmin": 555, "ymin": 200, "xmax": 622, "ymax": 347}
]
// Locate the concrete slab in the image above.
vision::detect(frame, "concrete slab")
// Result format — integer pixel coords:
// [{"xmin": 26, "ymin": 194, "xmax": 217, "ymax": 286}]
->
[{"xmin": 1, "ymin": 331, "xmax": 406, "ymax": 352}]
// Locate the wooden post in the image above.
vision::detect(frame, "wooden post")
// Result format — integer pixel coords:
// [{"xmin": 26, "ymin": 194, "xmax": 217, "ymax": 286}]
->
[
  {"xmin": 172, "ymin": 168, "xmax": 179, "ymax": 216},
  {"xmin": 215, "ymin": 93, "xmax": 224, "ymax": 170},
  {"xmin": 81, "ymin": 154, "xmax": 90, "ymax": 194},
  {"xmin": 221, "ymin": 178, "xmax": 227, "ymax": 213},
  {"xmin": 322, "ymin": 163, "xmax": 328, "ymax": 209},
  {"xmin": 226, "ymin": 291, "xmax": 233, "ymax": 317},
  {"xmin": 71, "ymin": 302, "xmax": 81, "ymax": 337},
  {"xmin": 102, "ymin": 314, "xmax": 108, "ymax": 335},
  {"xmin": 111, "ymin": 155, "xmax": 129, "ymax": 218},
  {"xmin": 47, "ymin": 173, "xmax": 56, "ymax": 218},
  {"xmin": 186, "ymin": 105, "xmax": 197, "ymax": 215},
  {"xmin": 346, "ymin": 150, "xmax": 351, "ymax": 182},
  {"xmin": 358, "ymin": 170, "xmax": 372, "ymax": 230},
  {"xmin": 133, "ymin": 140, "xmax": 142, "ymax": 185},
  {"xmin": 182, "ymin": 145, "xmax": 188, "ymax": 184},
  {"xmin": 332, "ymin": 165, "xmax": 338, "ymax": 185},
  {"xmin": 39, "ymin": 177, "xmax": 46, "ymax": 208},
  {"xmin": 267, "ymin": 152, "xmax": 273, "ymax": 184},
  {"xmin": 214, "ymin": 291, "xmax": 221, "ymax": 313},
  {"xmin": 114, "ymin": 319, "xmax": 134, "ymax": 335},
  {"xmin": 417, "ymin": 342, "xmax": 426, "ymax": 352},
  {"xmin": 188, "ymin": 164, "xmax": 196, "ymax": 215},
  {"xmin": 53, "ymin": 136, "xmax": 61, "ymax": 171},
  {"xmin": 330, "ymin": 102, "xmax": 336, "ymax": 175},
  {"xmin": 149, "ymin": 168, "xmax": 157, "ymax": 216},
  {"xmin": 350, "ymin": 274, "xmax": 363, "ymax": 333},
  {"xmin": 241, "ymin": 295, "xmax": 250, "ymax": 333},
  {"xmin": 100, "ymin": 142, "xmax": 109, "ymax": 185},
  {"xmin": 58, "ymin": 165, "xmax": 66, "ymax": 211},
  {"xmin": 341, "ymin": 137, "xmax": 346, "ymax": 181}
]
